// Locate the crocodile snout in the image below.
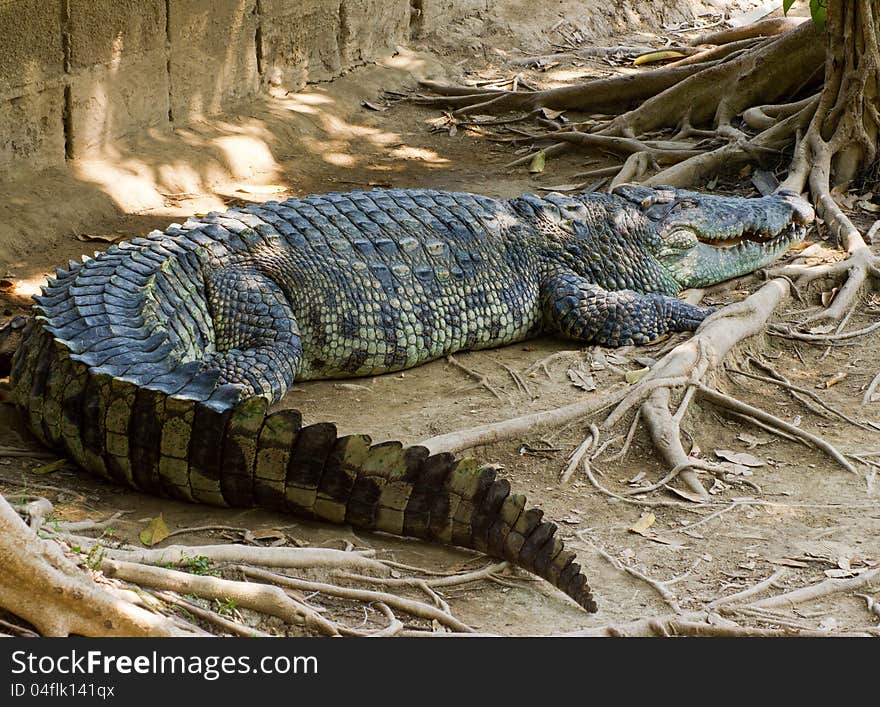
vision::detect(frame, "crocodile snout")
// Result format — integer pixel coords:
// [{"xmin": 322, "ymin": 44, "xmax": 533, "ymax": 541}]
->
[{"xmin": 776, "ymin": 189, "xmax": 815, "ymax": 226}]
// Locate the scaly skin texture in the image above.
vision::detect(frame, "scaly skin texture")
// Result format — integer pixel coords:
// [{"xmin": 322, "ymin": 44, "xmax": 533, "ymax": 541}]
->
[{"xmin": 9, "ymin": 185, "xmax": 812, "ymax": 613}]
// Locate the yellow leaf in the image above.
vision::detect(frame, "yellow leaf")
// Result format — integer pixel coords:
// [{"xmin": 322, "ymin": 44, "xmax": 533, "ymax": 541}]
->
[
  {"xmin": 825, "ymin": 371, "xmax": 848, "ymax": 388},
  {"xmin": 139, "ymin": 515, "xmax": 170, "ymax": 546},
  {"xmin": 625, "ymin": 367, "xmax": 650, "ymax": 383},
  {"xmin": 528, "ymin": 152, "xmax": 546, "ymax": 174},
  {"xmin": 629, "ymin": 511, "xmax": 656, "ymax": 535},
  {"xmin": 31, "ymin": 459, "xmax": 67, "ymax": 475},
  {"xmin": 633, "ymin": 50, "xmax": 685, "ymax": 66}
]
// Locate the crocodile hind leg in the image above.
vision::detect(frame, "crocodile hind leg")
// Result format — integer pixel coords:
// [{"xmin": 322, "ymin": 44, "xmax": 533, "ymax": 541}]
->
[
  {"xmin": 203, "ymin": 267, "xmax": 302, "ymax": 401},
  {"xmin": 540, "ymin": 271, "xmax": 715, "ymax": 346}
]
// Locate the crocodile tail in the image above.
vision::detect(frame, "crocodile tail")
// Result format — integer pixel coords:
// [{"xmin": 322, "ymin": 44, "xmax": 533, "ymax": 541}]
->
[{"xmin": 10, "ymin": 262, "xmax": 597, "ymax": 613}]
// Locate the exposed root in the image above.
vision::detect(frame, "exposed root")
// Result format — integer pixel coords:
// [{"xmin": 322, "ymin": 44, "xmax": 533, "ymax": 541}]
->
[
  {"xmin": 0, "ymin": 495, "xmax": 194, "ymax": 636},
  {"xmin": 697, "ymin": 384, "xmax": 859, "ymax": 475},
  {"xmin": 446, "ymin": 354, "xmax": 506, "ymax": 400},
  {"xmin": 690, "ymin": 17, "xmax": 807, "ymax": 46},
  {"xmin": 239, "ymin": 566, "xmax": 475, "ymax": 634},
  {"xmin": 101, "ymin": 559, "xmax": 341, "ymax": 636},
  {"xmin": 419, "ymin": 385, "xmax": 627, "ymax": 455}
]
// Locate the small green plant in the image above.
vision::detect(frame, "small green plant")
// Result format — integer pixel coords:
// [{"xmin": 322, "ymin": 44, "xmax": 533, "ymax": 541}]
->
[
  {"xmin": 783, "ymin": 0, "xmax": 827, "ymax": 32},
  {"xmin": 213, "ymin": 598, "xmax": 238, "ymax": 616},
  {"xmin": 84, "ymin": 543, "xmax": 106, "ymax": 570},
  {"xmin": 180, "ymin": 555, "xmax": 219, "ymax": 576}
]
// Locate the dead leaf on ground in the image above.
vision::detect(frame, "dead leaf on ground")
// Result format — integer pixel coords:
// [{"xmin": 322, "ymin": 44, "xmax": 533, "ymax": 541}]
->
[
  {"xmin": 666, "ymin": 486, "xmax": 708, "ymax": 503},
  {"xmin": 76, "ymin": 233, "xmax": 122, "ymax": 243},
  {"xmin": 714, "ymin": 449, "xmax": 766, "ymax": 467},
  {"xmin": 629, "ymin": 511, "xmax": 656, "ymax": 536},
  {"xmin": 824, "ymin": 371, "xmax": 847, "ymax": 388},
  {"xmin": 821, "ymin": 288, "xmax": 838, "ymax": 307},
  {"xmin": 769, "ymin": 557, "xmax": 811, "ymax": 568},
  {"xmin": 538, "ymin": 183, "xmax": 586, "ymax": 192},
  {"xmin": 624, "ymin": 367, "xmax": 650, "ymax": 384},
  {"xmin": 0, "ymin": 279, "xmax": 14, "ymax": 292},
  {"xmin": 139, "ymin": 515, "xmax": 170, "ymax": 547},
  {"xmin": 539, "ymin": 107, "xmax": 565, "ymax": 120},
  {"xmin": 737, "ymin": 432, "xmax": 771, "ymax": 449},
  {"xmin": 31, "ymin": 459, "xmax": 68, "ymax": 475},
  {"xmin": 528, "ymin": 152, "xmax": 546, "ymax": 174},
  {"xmin": 361, "ymin": 100, "xmax": 385, "ymax": 111},
  {"xmin": 567, "ymin": 363, "xmax": 596, "ymax": 392}
]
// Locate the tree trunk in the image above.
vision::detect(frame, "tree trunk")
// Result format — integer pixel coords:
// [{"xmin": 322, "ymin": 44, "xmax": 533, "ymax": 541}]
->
[{"xmin": 819, "ymin": 0, "xmax": 880, "ymax": 187}]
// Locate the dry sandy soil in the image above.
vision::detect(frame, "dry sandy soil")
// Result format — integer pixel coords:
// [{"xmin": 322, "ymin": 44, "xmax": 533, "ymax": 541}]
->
[{"xmin": 1, "ymin": 3, "xmax": 878, "ymax": 636}]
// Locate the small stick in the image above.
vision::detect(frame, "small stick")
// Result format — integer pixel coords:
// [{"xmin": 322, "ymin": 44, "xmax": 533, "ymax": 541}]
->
[
  {"xmin": 604, "ymin": 408, "xmax": 641, "ymax": 462},
  {"xmin": 707, "ymin": 568, "xmax": 789, "ymax": 608},
  {"xmin": 239, "ymin": 566, "xmax": 474, "ymax": 634},
  {"xmin": 578, "ymin": 533, "xmax": 682, "ymax": 613},
  {"xmin": 446, "ymin": 355, "xmax": 506, "ymax": 400},
  {"xmin": 698, "ymin": 385, "xmax": 858, "ymax": 474},
  {"xmin": 560, "ymin": 425, "xmax": 598, "ymax": 485},
  {"xmin": 863, "ymin": 371, "xmax": 880, "ymax": 406},
  {"xmin": 150, "ymin": 590, "xmax": 272, "ymax": 637},
  {"xmin": 751, "ymin": 567, "xmax": 880, "ymax": 610},
  {"xmin": 583, "ymin": 464, "xmax": 703, "ymax": 511},
  {"xmin": 730, "ymin": 363, "xmax": 872, "ymax": 430}
]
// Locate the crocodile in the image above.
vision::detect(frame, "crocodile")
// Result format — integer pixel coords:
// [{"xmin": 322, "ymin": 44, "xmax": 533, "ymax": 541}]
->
[{"xmin": 8, "ymin": 184, "xmax": 813, "ymax": 613}]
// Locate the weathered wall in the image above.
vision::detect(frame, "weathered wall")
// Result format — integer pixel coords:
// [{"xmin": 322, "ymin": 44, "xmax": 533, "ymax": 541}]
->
[
  {"xmin": 0, "ymin": 0, "xmax": 713, "ymax": 171},
  {"xmin": 0, "ymin": 0, "xmax": 413, "ymax": 169}
]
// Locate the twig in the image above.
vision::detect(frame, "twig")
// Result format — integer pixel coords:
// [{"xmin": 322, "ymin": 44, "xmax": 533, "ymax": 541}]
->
[
  {"xmin": 100, "ymin": 559, "xmax": 340, "ymax": 636},
  {"xmin": 578, "ymin": 533, "xmax": 683, "ymax": 613},
  {"xmin": 446, "ymin": 355, "xmax": 506, "ymax": 400},
  {"xmin": 150, "ymin": 590, "xmax": 272, "ymax": 637},
  {"xmin": 238, "ymin": 566, "xmax": 474, "ymax": 633},
  {"xmin": 750, "ymin": 567, "xmax": 880, "ymax": 609},
  {"xmin": 560, "ymin": 425, "xmax": 598, "ymax": 484},
  {"xmin": 697, "ymin": 385, "xmax": 859, "ymax": 474},
  {"xmin": 707, "ymin": 568, "xmax": 789, "ymax": 607}
]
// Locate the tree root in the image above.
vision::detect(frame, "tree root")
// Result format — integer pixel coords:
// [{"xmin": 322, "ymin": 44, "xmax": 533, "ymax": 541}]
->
[
  {"xmin": 0, "ymin": 493, "xmax": 505, "ymax": 637},
  {"xmin": 0, "ymin": 495, "xmax": 195, "ymax": 636}
]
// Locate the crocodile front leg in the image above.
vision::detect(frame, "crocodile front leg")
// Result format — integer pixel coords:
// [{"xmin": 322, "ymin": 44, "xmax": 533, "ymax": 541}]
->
[{"xmin": 540, "ymin": 271, "xmax": 714, "ymax": 347}]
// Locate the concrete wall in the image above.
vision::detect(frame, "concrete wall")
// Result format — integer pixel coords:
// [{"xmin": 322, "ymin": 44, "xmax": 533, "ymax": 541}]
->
[
  {"xmin": 0, "ymin": 0, "xmax": 414, "ymax": 169},
  {"xmin": 0, "ymin": 0, "xmax": 710, "ymax": 171}
]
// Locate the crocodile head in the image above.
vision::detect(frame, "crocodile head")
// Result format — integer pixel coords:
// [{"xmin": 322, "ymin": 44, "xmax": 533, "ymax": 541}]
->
[{"xmin": 612, "ymin": 184, "xmax": 814, "ymax": 288}]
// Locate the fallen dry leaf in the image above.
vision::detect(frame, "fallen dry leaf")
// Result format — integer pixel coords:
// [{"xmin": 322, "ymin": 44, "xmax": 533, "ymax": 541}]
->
[
  {"xmin": 737, "ymin": 432, "xmax": 771, "ymax": 449},
  {"xmin": 31, "ymin": 459, "xmax": 67, "ymax": 475},
  {"xmin": 139, "ymin": 515, "xmax": 169, "ymax": 547},
  {"xmin": 234, "ymin": 184, "xmax": 287, "ymax": 195},
  {"xmin": 624, "ymin": 366, "xmax": 650, "ymax": 384},
  {"xmin": 76, "ymin": 233, "xmax": 122, "ymax": 243},
  {"xmin": 528, "ymin": 152, "xmax": 546, "ymax": 174},
  {"xmin": 824, "ymin": 371, "xmax": 848, "ymax": 388},
  {"xmin": 769, "ymin": 557, "xmax": 811, "ymax": 568},
  {"xmin": 714, "ymin": 449, "xmax": 766, "ymax": 467},
  {"xmin": 629, "ymin": 511, "xmax": 656, "ymax": 535},
  {"xmin": 567, "ymin": 364, "xmax": 596, "ymax": 392}
]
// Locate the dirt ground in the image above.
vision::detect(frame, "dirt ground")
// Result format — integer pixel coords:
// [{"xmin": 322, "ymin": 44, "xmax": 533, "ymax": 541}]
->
[{"xmin": 1, "ymin": 3, "xmax": 878, "ymax": 636}]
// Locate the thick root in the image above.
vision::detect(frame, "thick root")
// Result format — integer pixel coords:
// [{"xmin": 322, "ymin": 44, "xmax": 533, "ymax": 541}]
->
[{"xmin": 0, "ymin": 496, "xmax": 194, "ymax": 636}]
